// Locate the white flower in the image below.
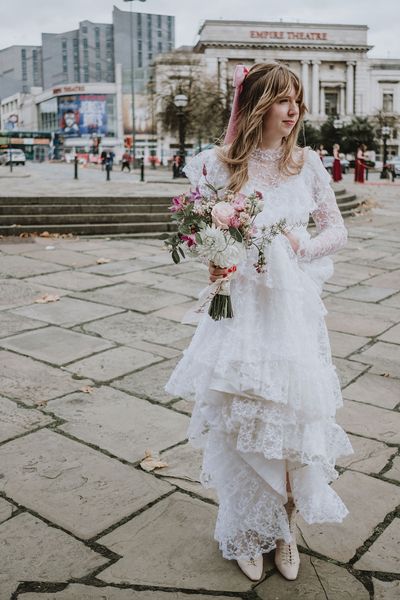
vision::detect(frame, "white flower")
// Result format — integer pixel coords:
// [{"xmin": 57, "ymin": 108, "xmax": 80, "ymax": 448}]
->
[{"xmin": 197, "ymin": 225, "xmax": 246, "ymax": 268}]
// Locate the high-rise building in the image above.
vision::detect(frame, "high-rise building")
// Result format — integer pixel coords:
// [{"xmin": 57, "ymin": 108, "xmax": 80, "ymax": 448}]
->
[
  {"xmin": 112, "ymin": 6, "xmax": 175, "ymax": 93},
  {"xmin": 0, "ymin": 45, "xmax": 42, "ymax": 98}
]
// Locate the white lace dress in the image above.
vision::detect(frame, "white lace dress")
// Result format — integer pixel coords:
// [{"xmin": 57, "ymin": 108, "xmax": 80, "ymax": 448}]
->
[{"xmin": 165, "ymin": 146, "xmax": 354, "ymax": 561}]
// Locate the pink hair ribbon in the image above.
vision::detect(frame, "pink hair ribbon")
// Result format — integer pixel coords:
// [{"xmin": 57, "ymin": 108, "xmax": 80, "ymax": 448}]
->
[{"xmin": 224, "ymin": 64, "xmax": 249, "ymax": 145}]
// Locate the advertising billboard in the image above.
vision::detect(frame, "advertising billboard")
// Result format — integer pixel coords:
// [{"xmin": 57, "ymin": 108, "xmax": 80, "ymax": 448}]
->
[{"xmin": 58, "ymin": 95, "xmax": 108, "ymax": 136}]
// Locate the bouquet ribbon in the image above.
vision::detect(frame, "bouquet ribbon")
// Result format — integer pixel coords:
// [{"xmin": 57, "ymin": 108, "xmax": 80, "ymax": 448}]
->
[{"xmin": 181, "ymin": 273, "xmax": 234, "ymax": 324}]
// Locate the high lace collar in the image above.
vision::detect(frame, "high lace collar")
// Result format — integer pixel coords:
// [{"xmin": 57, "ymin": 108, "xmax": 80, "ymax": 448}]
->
[{"xmin": 251, "ymin": 146, "xmax": 284, "ymax": 162}]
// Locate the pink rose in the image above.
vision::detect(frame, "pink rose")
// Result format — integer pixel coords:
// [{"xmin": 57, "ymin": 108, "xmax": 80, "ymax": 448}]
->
[
  {"xmin": 211, "ymin": 201, "xmax": 235, "ymax": 229},
  {"xmin": 181, "ymin": 234, "xmax": 197, "ymax": 248},
  {"xmin": 233, "ymin": 194, "xmax": 247, "ymax": 212},
  {"xmin": 228, "ymin": 215, "xmax": 241, "ymax": 228}
]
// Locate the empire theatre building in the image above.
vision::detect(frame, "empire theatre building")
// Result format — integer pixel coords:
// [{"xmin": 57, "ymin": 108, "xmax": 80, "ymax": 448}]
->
[{"xmin": 194, "ymin": 20, "xmax": 399, "ymax": 128}]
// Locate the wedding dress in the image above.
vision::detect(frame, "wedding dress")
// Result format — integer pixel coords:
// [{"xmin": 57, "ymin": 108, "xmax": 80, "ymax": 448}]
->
[{"xmin": 165, "ymin": 146, "xmax": 354, "ymax": 561}]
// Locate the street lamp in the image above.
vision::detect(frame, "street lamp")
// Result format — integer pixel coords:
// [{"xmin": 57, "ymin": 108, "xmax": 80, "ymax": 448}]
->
[
  {"xmin": 380, "ymin": 125, "xmax": 391, "ymax": 180},
  {"xmin": 174, "ymin": 93, "xmax": 188, "ymax": 176},
  {"xmin": 123, "ymin": 0, "xmax": 146, "ymax": 168}
]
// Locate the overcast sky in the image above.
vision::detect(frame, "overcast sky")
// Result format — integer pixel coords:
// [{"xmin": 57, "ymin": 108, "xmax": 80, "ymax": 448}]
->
[{"xmin": 1, "ymin": 0, "xmax": 399, "ymax": 58}]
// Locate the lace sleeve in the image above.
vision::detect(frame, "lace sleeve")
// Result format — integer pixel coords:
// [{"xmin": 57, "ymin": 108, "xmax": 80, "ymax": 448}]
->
[
  {"xmin": 297, "ymin": 149, "xmax": 348, "ymax": 262},
  {"xmin": 183, "ymin": 147, "xmax": 229, "ymax": 193}
]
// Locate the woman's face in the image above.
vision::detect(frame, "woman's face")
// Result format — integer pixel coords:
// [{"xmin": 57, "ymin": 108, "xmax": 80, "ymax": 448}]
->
[{"xmin": 263, "ymin": 86, "xmax": 300, "ymax": 139}]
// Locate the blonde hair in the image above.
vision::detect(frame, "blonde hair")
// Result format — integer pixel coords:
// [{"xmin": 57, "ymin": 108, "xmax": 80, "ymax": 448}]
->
[{"xmin": 217, "ymin": 62, "xmax": 307, "ymax": 193}]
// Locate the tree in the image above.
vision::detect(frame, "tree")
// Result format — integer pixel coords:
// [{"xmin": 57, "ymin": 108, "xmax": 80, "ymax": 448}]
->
[
  {"xmin": 339, "ymin": 116, "xmax": 378, "ymax": 155},
  {"xmin": 298, "ymin": 120, "xmax": 321, "ymax": 149}
]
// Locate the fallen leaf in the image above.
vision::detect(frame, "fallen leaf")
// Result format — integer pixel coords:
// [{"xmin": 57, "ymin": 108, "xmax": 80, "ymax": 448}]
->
[
  {"xmin": 96, "ymin": 257, "xmax": 111, "ymax": 264},
  {"xmin": 34, "ymin": 293, "xmax": 60, "ymax": 304},
  {"xmin": 80, "ymin": 385, "xmax": 94, "ymax": 393},
  {"xmin": 40, "ymin": 231, "xmax": 50, "ymax": 237},
  {"xmin": 140, "ymin": 449, "xmax": 168, "ymax": 472},
  {"xmin": 35, "ymin": 399, "xmax": 48, "ymax": 407},
  {"xmin": 381, "ymin": 372, "xmax": 391, "ymax": 377}
]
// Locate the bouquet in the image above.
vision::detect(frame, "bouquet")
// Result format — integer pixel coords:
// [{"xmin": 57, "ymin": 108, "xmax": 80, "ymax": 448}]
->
[{"xmin": 162, "ymin": 165, "xmax": 288, "ymax": 320}]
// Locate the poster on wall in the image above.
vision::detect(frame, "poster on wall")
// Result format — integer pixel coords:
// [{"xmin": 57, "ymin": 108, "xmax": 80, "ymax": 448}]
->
[
  {"xmin": 122, "ymin": 93, "xmax": 153, "ymax": 135},
  {"xmin": 58, "ymin": 95, "xmax": 108, "ymax": 136}
]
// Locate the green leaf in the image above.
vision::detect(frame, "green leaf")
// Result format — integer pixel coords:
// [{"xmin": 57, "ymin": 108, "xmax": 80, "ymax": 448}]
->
[
  {"xmin": 229, "ymin": 227, "xmax": 243, "ymax": 243},
  {"xmin": 178, "ymin": 246, "xmax": 185, "ymax": 258},
  {"xmin": 159, "ymin": 233, "xmax": 170, "ymax": 240},
  {"xmin": 172, "ymin": 249, "xmax": 180, "ymax": 264}
]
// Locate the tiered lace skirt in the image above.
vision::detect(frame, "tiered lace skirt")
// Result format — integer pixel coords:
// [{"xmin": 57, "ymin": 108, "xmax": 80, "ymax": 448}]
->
[{"xmin": 165, "ymin": 236, "xmax": 354, "ymax": 560}]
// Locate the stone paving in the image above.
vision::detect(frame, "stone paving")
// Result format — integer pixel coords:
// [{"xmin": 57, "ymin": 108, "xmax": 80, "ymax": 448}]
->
[{"xmin": 0, "ymin": 178, "xmax": 399, "ymax": 599}]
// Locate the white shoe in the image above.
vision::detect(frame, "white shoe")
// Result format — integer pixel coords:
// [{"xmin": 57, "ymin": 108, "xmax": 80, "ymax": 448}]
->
[
  {"xmin": 237, "ymin": 555, "xmax": 263, "ymax": 581},
  {"xmin": 274, "ymin": 538, "xmax": 300, "ymax": 580},
  {"xmin": 274, "ymin": 494, "xmax": 300, "ymax": 580}
]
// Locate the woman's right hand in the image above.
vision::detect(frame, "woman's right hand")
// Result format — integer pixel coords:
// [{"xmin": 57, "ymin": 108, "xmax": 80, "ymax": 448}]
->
[{"xmin": 208, "ymin": 262, "xmax": 230, "ymax": 283}]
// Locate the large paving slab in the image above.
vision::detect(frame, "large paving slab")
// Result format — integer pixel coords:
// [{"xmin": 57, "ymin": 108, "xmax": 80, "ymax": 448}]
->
[
  {"xmin": 0, "ymin": 326, "xmax": 114, "ymax": 365},
  {"xmin": 25, "ymin": 269, "xmax": 118, "ymax": 291},
  {"xmin": 73, "ymin": 282, "xmax": 191, "ymax": 313},
  {"xmin": 0, "ymin": 253, "xmax": 68, "ymax": 278},
  {"xmin": 337, "ymin": 399, "xmax": 400, "ymax": 443},
  {"xmin": 11, "ymin": 296, "xmax": 123, "ymax": 327},
  {"xmin": 0, "ymin": 429, "xmax": 172, "ymax": 539},
  {"xmin": 79, "ymin": 258, "xmax": 159, "ymax": 276},
  {"xmin": 113, "ymin": 358, "xmax": 180, "ymax": 403},
  {"xmin": 298, "ymin": 471, "xmax": 399, "ymax": 562},
  {"xmin": 98, "ymin": 492, "xmax": 261, "ymax": 591},
  {"xmin": 45, "ymin": 387, "xmax": 189, "ymax": 462},
  {"xmin": 379, "ymin": 322, "xmax": 400, "ymax": 343},
  {"xmin": 385, "ymin": 456, "xmax": 400, "ymax": 482},
  {"xmin": 333, "ymin": 357, "xmax": 369, "ymax": 387},
  {"xmin": 326, "ymin": 309, "xmax": 398, "ymax": 337},
  {"xmin": 334, "ymin": 284, "xmax": 398, "ymax": 303},
  {"xmin": 372, "ymin": 578, "xmax": 400, "ymax": 599},
  {"xmin": 336, "ymin": 434, "xmax": 395, "ymax": 475},
  {"xmin": 0, "ymin": 396, "xmax": 54, "ymax": 443},
  {"xmin": 343, "ymin": 372, "xmax": 400, "ymax": 409},
  {"xmin": 0, "ymin": 310, "xmax": 47, "ymax": 338},
  {"xmin": 0, "ymin": 278, "xmax": 69, "ymax": 311},
  {"xmin": 0, "ymin": 512, "xmax": 108, "ymax": 596},
  {"xmin": 0, "ymin": 350, "xmax": 93, "ymax": 405},
  {"xmin": 81, "ymin": 310, "xmax": 194, "ymax": 348},
  {"xmin": 328, "ymin": 330, "xmax": 368, "ymax": 358},
  {"xmin": 354, "ymin": 518, "xmax": 400, "ymax": 572},
  {"xmin": 0, "ymin": 498, "xmax": 15, "ymax": 524},
  {"xmin": 23, "ymin": 248, "xmax": 99, "ymax": 267},
  {"xmin": 256, "ymin": 554, "xmax": 369, "ymax": 599},
  {"xmin": 18, "ymin": 587, "xmax": 241, "ymax": 600},
  {"xmin": 328, "ymin": 262, "xmax": 385, "ymax": 286},
  {"xmin": 65, "ymin": 346, "xmax": 162, "ymax": 382},
  {"xmin": 366, "ymin": 268, "xmax": 400, "ymax": 289},
  {"xmin": 351, "ymin": 341, "xmax": 400, "ymax": 376}
]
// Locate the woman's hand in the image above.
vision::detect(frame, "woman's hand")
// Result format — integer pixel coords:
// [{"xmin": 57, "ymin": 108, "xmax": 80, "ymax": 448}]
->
[
  {"xmin": 283, "ymin": 230, "xmax": 300, "ymax": 254},
  {"xmin": 209, "ymin": 262, "xmax": 230, "ymax": 283}
]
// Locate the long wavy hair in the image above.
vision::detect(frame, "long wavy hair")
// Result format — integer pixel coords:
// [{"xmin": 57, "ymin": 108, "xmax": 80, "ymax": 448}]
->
[{"xmin": 217, "ymin": 62, "xmax": 307, "ymax": 193}]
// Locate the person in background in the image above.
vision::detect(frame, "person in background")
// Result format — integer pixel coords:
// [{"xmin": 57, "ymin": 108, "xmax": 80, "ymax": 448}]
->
[
  {"xmin": 354, "ymin": 144, "xmax": 366, "ymax": 183},
  {"xmin": 121, "ymin": 150, "xmax": 131, "ymax": 172},
  {"xmin": 100, "ymin": 150, "xmax": 107, "ymax": 171},
  {"xmin": 332, "ymin": 143, "xmax": 342, "ymax": 182},
  {"xmin": 316, "ymin": 144, "xmax": 326, "ymax": 161}
]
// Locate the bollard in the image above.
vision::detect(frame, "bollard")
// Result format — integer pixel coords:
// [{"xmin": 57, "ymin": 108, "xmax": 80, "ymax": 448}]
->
[
  {"xmin": 106, "ymin": 163, "xmax": 111, "ymax": 181},
  {"xmin": 140, "ymin": 157, "xmax": 144, "ymax": 182},
  {"xmin": 74, "ymin": 156, "xmax": 78, "ymax": 180}
]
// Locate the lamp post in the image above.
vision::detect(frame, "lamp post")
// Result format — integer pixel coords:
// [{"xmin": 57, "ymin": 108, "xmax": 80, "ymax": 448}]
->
[
  {"xmin": 123, "ymin": 0, "xmax": 146, "ymax": 168},
  {"xmin": 380, "ymin": 125, "xmax": 391, "ymax": 180},
  {"xmin": 174, "ymin": 93, "xmax": 188, "ymax": 176}
]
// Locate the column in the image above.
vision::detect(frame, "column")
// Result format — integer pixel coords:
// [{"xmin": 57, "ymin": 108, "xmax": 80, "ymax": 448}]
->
[
  {"xmin": 311, "ymin": 60, "xmax": 320, "ymax": 116},
  {"xmin": 319, "ymin": 86, "xmax": 326, "ymax": 116},
  {"xmin": 346, "ymin": 61, "xmax": 355, "ymax": 115},
  {"xmin": 340, "ymin": 84, "xmax": 345, "ymax": 116},
  {"xmin": 301, "ymin": 60, "xmax": 309, "ymax": 107}
]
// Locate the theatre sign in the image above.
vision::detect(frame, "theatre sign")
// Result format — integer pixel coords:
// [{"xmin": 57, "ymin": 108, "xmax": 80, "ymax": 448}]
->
[{"xmin": 249, "ymin": 30, "xmax": 328, "ymax": 41}]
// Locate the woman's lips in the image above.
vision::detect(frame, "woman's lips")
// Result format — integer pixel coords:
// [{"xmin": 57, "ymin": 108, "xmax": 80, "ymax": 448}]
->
[{"xmin": 283, "ymin": 120, "xmax": 296, "ymax": 126}]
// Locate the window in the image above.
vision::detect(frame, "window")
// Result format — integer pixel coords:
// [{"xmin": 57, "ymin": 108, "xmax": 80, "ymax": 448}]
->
[
  {"xmin": 21, "ymin": 48, "xmax": 27, "ymax": 81},
  {"xmin": 158, "ymin": 15, "xmax": 162, "ymax": 28},
  {"xmin": 325, "ymin": 92, "xmax": 339, "ymax": 116},
  {"xmin": 158, "ymin": 41, "xmax": 162, "ymax": 53},
  {"xmin": 96, "ymin": 63, "xmax": 101, "ymax": 81},
  {"xmin": 83, "ymin": 38, "xmax": 88, "ymax": 49},
  {"xmin": 83, "ymin": 65, "xmax": 89, "ymax": 82},
  {"xmin": 383, "ymin": 92, "xmax": 394, "ymax": 112},
  {"xmin": 82, "ymin": 26, "xmax": 87, "ymax": 33}
]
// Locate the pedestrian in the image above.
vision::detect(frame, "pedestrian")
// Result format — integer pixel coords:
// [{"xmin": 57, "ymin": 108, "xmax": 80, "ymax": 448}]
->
[
  {"xmin": 332, "ymin": 143, "xmax": 342, "ymax": 182},
  {"xmin": 354, "ymin": 144, "xmax": 366, "ymax": 183},
  {"xmin": 165, "ymin": 62, "xmax": 352, "ymax": 583},
  {"xmin": 172, "ymin": 154, "xmax": 180, "ymax": 179},
  {"xmin": 316, "ymin": 143, "xmax": 326, "ymax": 161},
  {"xmin": 100, "ymin": 150, "xmax": 107, "ymax": 171},
  {"xmin": 121, "ymin": 150, "xmax": 131, "ymax": 172}
]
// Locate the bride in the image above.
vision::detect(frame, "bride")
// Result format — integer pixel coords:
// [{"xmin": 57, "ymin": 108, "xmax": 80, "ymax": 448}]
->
[{"xmin": 165, "ymin": 62, "xmax": 353, "ymax": 583}]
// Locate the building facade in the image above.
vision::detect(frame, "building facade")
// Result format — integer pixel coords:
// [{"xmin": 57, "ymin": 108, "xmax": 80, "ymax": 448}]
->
[{"xmin": 0, "ymin": 45, "xmax": 42, "ymax": 98}]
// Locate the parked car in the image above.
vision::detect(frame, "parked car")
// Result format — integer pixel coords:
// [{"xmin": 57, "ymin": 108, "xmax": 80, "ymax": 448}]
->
[
  {"xmin": 322, "ymin": 155, "xmax": 350, "ymax": 174},
  {"xmin": 348, "ymin": 159, "xmax": 375, "ymax": 169},
  {"xmin": 0, "ymin": 149, "xmax": 26, "ymax": 166},
  {"xmin": 386, "ymin": 156, "xmax": 400, "ymax": 177}
]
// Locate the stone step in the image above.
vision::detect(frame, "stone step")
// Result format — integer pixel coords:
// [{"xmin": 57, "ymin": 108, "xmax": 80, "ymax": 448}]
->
[
  {"xmin": 0, "ymin": 196, "xmax": 172, "ymax": 206},
  {"xmin": 0, "ymin": 204, "xmax": 171, "ymax": 215},
  {"xmin": 0, "ymin": 222, "xmax": 176, "ymax": 236},
  {"xmin": 1, "ymin": 212, "xmax": 171, "ymax": 226}
]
